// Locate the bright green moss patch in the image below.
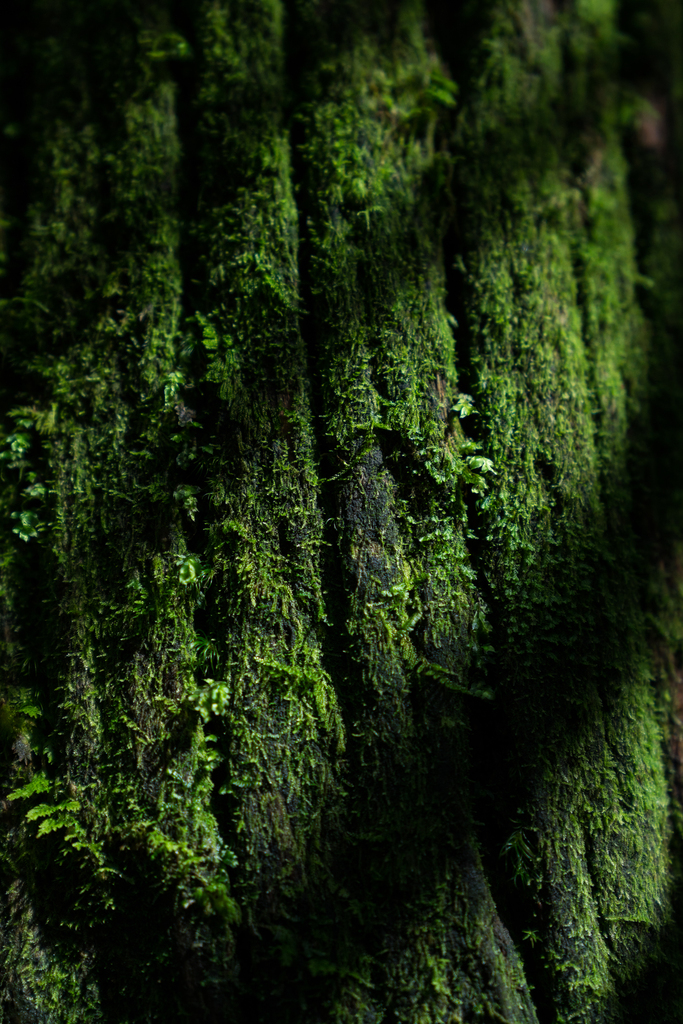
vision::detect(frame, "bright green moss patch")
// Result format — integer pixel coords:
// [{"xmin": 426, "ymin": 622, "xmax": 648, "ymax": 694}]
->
[
  {"xmin": 285, "ymin": 2, "xmax": 537, "ymax": 1020},
  {"xmin": 0, "ymin": 1, "xmax": 234, "ymax": 1017},
  {"xmin": 454, "ymin": 0, "xmax": 683, "ymax": 1018},
  {"xmin": 184, "ymin": 0, "xmax": 346, "ymax": 936}
]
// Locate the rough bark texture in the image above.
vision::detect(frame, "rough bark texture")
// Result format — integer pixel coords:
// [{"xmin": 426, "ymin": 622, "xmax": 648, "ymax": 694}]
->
[{"xmin": 1, "ymin": 0, "xmax": 683, "ymax": 1021}]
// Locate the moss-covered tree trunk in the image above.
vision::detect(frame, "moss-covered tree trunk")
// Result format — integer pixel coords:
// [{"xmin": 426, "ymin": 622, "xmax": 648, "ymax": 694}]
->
[{"xmin": 1, "ymin": 0, "xmax": 683, "ymax": 1020}]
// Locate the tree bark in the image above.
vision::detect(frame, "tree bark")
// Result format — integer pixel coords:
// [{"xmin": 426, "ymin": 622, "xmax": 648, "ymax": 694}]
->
[{"xmin": 1, "ymin": 0, "xmax": 683, "ymax": 1021}]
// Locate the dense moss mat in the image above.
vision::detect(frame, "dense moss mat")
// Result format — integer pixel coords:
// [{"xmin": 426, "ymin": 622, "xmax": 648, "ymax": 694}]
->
[
  {"xmin": 0, "ymin": 0, "xmax": 682, "ymax": 1020},
  {"xmin": 450, "ymin": 3, "xmax": 678, "ymax": 1020}
]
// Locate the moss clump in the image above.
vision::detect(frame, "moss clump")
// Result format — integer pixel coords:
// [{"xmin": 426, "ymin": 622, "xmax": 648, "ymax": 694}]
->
[
  {"xmin": 281, "ymin": 1, "xmax": 535, "ymax": 1020},
  {"xmin": 0, "ymin": 1, "xmax": 232, "ymax": 1018},
  {"xmin": 452, "ymin": 0, "xmax": 683, "ymax": 1018}
]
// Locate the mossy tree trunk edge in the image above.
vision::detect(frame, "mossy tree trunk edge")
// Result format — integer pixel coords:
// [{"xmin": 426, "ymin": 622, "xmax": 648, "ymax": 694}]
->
[{"xmin": 1, "ymin": 1, "xmax": 683, "ymax": 1021}]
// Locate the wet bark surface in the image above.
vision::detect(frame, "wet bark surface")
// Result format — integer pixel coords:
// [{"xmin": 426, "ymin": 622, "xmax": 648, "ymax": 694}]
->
[{"xmin": 1, "ymin": 0, "xmax": 683, "ymax": 1021}]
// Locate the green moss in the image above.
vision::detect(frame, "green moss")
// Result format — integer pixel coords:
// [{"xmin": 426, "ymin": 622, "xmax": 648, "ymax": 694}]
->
[
  {"xmin": 185, "ymin": 0, "xmax": 346, "ymax": 925},
  {"xmin": 454, "ymin": 0, "xmax": 683, "ymax": 1018},
  {"xmin": 0, "ymin": 0, "xmax": 682, "ymax": 1020},
  {"xmin": 280, "ymin": 2, "xmax": 536, "ymax": 1019},
  {"xmin": 0, "ymin": 1, "xmax": 233, "ymax": 1018}
]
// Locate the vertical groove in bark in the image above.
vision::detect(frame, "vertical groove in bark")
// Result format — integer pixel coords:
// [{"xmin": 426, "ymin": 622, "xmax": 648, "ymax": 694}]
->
[
  {"xmin": 185, "ymin": 2, "xmax": 345, "ymax": 1005},
  {"xmin": 620, "ymin": 1, "xmax": 683, "ymax": 1018},
  {"xmin": 290, "ymin": 2, "xmax": 536, "ymax": 1020},
  {"xmin": 0, "ymin": 2, "xmax": 230, "ymax": 1019}
]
